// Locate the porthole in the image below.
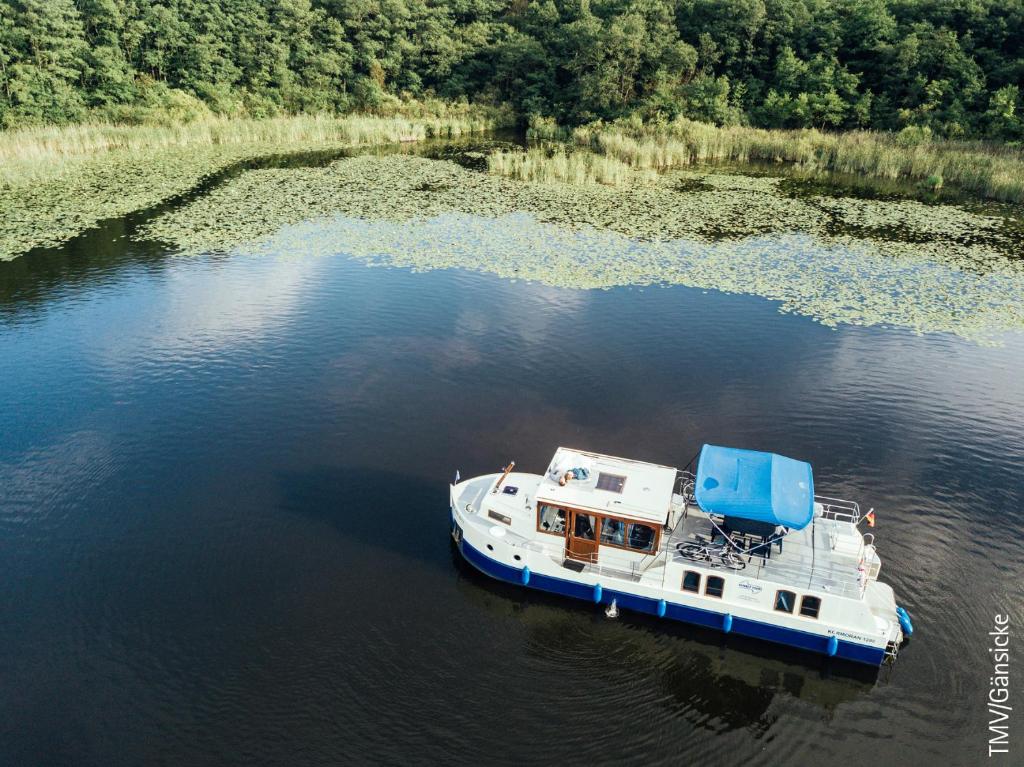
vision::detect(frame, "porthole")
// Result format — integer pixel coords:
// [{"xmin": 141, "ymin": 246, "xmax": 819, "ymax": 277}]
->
[
  {"xmin": 513, "ymin": 554, "xmax": 522, "ymax": 561},
  {"xmin": 486, "ymin": 544, "xmax": 494, "ymax": 551}
]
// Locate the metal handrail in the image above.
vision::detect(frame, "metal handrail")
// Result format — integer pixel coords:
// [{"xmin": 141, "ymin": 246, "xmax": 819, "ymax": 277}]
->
[
  {"xmin": 516, "ymin": 535, "xmax": 667, "ymax": 584},
  {"xmin": 517, "ymin": 529, "xmax": 865, "ymax": 597},
  {"xmin": 632, "ymin": 548, "xmax": 667, "ymax": 577},
  {"xmin": 750, "ymin": 556, "xmax": 866, "ymax": 599},
  {"xmin": 815, "ymin": 494, "xmax": 861, "ymax": 523},
  {"xmin": 675, "ymin": 471, "xmax": 696, "ymax": 501}
]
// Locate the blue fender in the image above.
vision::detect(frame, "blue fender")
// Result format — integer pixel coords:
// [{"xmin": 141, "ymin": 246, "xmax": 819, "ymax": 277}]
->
[
  {"xmin": 896, "ymin": 606, "xmax": 914, "ymax": 638},
  {"xmin": 521, "ymin": 566, "xmax": 530, "ymax": 585},
  {"xmin": 722, "ymin": 613, "xmax": 733, "ymax": 633},
  {"xmin": 593, "ymin": 583, "xmax": 603, "ymax": 603},
  {"xmin": 657, "ymin": 599, "xmax": 667, "ymax": 618},
  {"xmin": 827, "ymin": 635, "xmax": 839, "ymax": 656}
]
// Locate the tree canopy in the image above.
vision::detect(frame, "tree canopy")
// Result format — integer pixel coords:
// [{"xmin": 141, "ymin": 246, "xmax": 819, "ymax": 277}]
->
[{"xmin": 0, "ymin": 0, "xmax": 1021, "ymax": 139}]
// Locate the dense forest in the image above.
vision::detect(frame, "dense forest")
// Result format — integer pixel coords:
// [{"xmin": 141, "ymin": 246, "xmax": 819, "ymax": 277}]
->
[{"xmin": 1, "ymin": 0, "xmax": 1021, "ymax": 139}]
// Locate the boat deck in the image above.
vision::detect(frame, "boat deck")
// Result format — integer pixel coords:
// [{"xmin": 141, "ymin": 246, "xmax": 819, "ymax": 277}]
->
[{"xmin": 668, "ymin": 505, "xmax": 866, "ymax": 599}]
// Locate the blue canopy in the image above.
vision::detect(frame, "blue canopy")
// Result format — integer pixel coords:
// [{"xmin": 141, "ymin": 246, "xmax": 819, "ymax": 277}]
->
[{"xmin": 694, "ymin": 444, "xmax": 815, "ymax": 530}]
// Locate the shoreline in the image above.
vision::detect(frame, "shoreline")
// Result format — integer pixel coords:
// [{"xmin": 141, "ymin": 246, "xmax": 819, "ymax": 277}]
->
[
  {"xmin": 3, "ymin": 110, "xmax": 1022, "ymax": 263},
  {"xmin": 0, "ymin": 109, "xmax": 512, "ymax": 261}
]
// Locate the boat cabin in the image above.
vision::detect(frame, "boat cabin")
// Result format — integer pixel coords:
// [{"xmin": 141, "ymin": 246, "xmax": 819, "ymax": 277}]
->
[{"xmin": 534, "ymin": 448, "xmax": 678, "ymax": 565}]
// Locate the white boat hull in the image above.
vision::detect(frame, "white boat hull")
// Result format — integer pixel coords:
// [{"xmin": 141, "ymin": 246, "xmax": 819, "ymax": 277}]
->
[{"xmin": 450, "ymin": 471, "xmax": 901, "ymax": 667}]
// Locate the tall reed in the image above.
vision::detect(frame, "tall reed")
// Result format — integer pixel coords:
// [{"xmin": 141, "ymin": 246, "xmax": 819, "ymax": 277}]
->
[
  {"xmin": 487, "ymin": 147, "xmax": 656, "ymax": 186},
  {"xmin": 572, "ymin": 118, "xmax": 1024, "ymax": 203},
  {"xmin": 525, "ymin": 115, "xmax": 572, "ymax": 141},
  {"xmin": 1, "ymin": 108, "xmax": 511, "ymax": 172}
]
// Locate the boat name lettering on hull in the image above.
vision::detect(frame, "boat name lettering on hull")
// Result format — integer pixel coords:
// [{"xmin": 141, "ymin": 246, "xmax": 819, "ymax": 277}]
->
[{"xmin": 828, "ymin": 629, "xmax": 873, "ymax": 644}]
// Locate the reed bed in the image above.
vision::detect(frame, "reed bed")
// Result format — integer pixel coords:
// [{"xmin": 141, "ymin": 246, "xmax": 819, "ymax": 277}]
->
[
  {"xmin": 524, "ymin": 115, "xmax": 572, "ymax": 141},
  {"xmin": 487, "ymin": 147, "xmax": 656, "ymax": 186},
  {"xmin": 0, "ymin": 108, "xmax": 511, "ymax": 186},
  {"xmin": 572, "ymin": 118, "xmax": 1024, "ymax": 203}
]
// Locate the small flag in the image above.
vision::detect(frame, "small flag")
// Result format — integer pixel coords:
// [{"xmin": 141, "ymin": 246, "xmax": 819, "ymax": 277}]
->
[
  {"xmin": 865, "ymin": 511, "xmax": 876, "ymax": 527},
  {"xmin": 454, "ymin": 470, "xmax": 460, "ymax": 484}
]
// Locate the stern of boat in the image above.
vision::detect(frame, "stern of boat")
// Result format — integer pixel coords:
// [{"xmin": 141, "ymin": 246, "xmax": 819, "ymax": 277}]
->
[{"xmin": 863, "ymin": 579, "xmax": 911, "ymax": 662}]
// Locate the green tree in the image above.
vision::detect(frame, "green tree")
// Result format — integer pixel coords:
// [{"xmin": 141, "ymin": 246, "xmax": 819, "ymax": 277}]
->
[
  {"xmin": 0, "ymin": 0, "xmax": 1018, "ymax": 138},
  {"xmin": 984, "ymin": 84, "xmax": 1021, "ymax": 140},
  {"xmin": 1, "ymin": 0, "xmax": 89, "ymax": 124}
]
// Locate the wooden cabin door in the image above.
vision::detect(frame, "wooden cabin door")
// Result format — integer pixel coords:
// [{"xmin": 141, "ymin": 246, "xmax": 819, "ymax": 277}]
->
[{"xmin": 566, "ymin": 511, "xmax": 599, "ymax": 563}]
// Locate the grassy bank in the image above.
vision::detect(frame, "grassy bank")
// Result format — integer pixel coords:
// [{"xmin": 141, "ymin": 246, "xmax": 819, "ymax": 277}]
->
[
  {"xmin": 0, "ymin": 105, "xmax": 513, "ymax": 259},
  {"xmin": 571, "ymin": 118, "xmax": 1024, "ymax": 203}
]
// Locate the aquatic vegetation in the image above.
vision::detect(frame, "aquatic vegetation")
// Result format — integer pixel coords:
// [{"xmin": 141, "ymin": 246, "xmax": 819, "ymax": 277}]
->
[
  {"xmin": 140, "ymin": 154, "xmax": 1024, "ymax": 343},
  {"xmin": 140, "ymin": 155, "xmax": 830, "ymax": 248},
  {"xmin": 811, "ymin": 196, "xmax": 1006, "ymax": 242},
  {"xmin": 0, "ymin": 144, "xmax": 266, "ymax": 259},
  {"xmin": 0, "ymin": 109, "xmax": 510, "ymax": 260},
  {"xmin": 572, "ymin": 118, "xmax": 1024, "ymax": 204},
  {"xmin": 677, "ymin": 172, "xmax": 783, "ymax": 194},
  {"xmin": 258, "ymin": 214, "xmax": 1024, "ymax": 343}
]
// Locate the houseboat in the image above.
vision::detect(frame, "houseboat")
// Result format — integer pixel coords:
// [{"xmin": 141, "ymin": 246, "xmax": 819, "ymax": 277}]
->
[{"xmin": 449, "ymin": 445, "xmax": 913, "ymax": 666}]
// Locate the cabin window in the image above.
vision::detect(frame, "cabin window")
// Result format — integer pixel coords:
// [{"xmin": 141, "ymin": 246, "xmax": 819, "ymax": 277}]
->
[
  {"xmin": 538, "ymin": 504, "xmax": 566, "ymax": 535},
  {"xmin": 628, "ymin": 523, "xmax": 655, "ymax": 552},
  {"xmin": 600, "ymin": 517, "xmax": 626, "ymax": 547},
  {"xmin": 705, "ymin": 576, "xmax": 724, "ymax": 598},
  {"xmin": 682, "ymin": 571, "xmax": 701, "ymax": 593},
  {"xmin": 573, "ymin": 513, "xmax": 597, "ymax": 540},
  {"xmin": 774, "ymin": 590, "xmax": 796, "ymax": 613},
  {"xmin": 800, "ymin": 596, "xmax": 821, "ymax": 619},
  {"xmin": 596, "ymin": 473, "xmax": 627, "ymax": 493}
]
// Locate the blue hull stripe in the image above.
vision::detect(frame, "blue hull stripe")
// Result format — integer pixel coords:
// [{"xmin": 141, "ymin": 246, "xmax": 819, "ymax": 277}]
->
[{"xmin": 458, "ymin": 536, "xmax": 884, "ymax": 666}]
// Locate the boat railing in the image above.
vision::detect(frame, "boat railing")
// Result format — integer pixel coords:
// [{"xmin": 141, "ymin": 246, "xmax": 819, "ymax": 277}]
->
[
  {"xmin": 514, "ymin": 538, "xmax": 665, "ymax": 584},
  {"xmin": 815, "ymin": 495, "xmax": 861, "ymax": 524},
  {"xmin": 675, "ymin": 471, "xmax": 696, "ymax": 502},
  {"xmin": 516, "ymin": 532, "xmax": 864, "ymax": 597},
  {"xmin": 631, "ymin": 548, "xmax": 668, "ymax": 578},
  {"xmin": 570, "ymin": 550, "xmax": 666, "ymax": 583},
  {"xmin": 749, "ymin": 555, "xmax": 866, "ymax": 599}
]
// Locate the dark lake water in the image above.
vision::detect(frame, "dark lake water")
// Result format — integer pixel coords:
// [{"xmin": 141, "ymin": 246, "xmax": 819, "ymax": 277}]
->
[{"xmin": 2, "ymin": 153, "xmax": 1023, "ymax": 767}]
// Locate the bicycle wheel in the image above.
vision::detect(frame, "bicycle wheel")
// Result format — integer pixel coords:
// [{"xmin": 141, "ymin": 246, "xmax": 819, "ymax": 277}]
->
[
  {"xmin": 677, "ymin": 543, "xmax": 711, "ymax": 562},
  {"xmin": 719, "ymin": 550, "xmax": 747, "ymax": 571}
]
